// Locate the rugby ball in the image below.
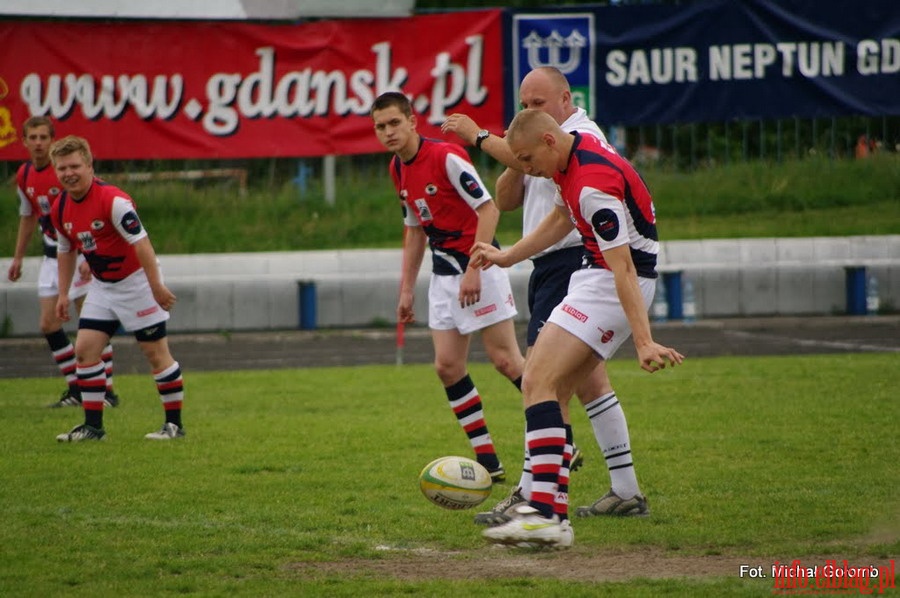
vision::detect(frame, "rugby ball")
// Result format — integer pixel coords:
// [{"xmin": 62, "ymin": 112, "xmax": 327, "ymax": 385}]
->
[{"xmin": 418, "ymin": 456, "xmax": 492, "ymax": 510}]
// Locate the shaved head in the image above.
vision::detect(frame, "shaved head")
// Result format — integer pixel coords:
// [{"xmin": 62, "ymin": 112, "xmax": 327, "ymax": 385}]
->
[
  {"xmin": 518, "ymin": 66, "xmax": 575, "ymax": 125},
  {"xmin": 522, "ymin": 67, "xmax": 570, "ymax": 94},
  {"xmin": 505, "ymin": 109, "xmax": 571, "ymax": 179},
  {"xmin": 506, "ymin": 109, "xmax": 561, "ymax": 148}
]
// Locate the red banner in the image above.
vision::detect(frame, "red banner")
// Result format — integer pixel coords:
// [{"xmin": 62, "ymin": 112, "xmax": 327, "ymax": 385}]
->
[{"xmin": 0, "ymin": 11, "xmax": 504, "ymax": 160}]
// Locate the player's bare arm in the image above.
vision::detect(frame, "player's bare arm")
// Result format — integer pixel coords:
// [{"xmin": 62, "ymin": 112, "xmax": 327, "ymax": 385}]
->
[
  {"xmin": 471, "ymin": 204, "xmax": 573, "ymax": 270},
  {"xmin": 460, "ymin": 200, "xmax": 501, "ymax": 307},
  {"xmin": 494, "ymin": 168, "xmax": 526, "ymax": 212},
  {"xmin": 8, "ymin": 214, "xmax": 39, "ymax": 281},
  {"xmin": 398, "ymin": 225, "xmax": 427, "ymax": 323},
  {"xmin": 55, "ymin": 249, "xmax": 77, "ymax": 322},
  {"xmin": 441, "ymin": 114, "xmax": 520, "ymax": 170},
  {"xmin": 603, "ymin": 244, "xmax": 685, "ymax": 373},
  {"xmin": 133, "ymin": 237, "xmax": 176, "ymax": 311}
]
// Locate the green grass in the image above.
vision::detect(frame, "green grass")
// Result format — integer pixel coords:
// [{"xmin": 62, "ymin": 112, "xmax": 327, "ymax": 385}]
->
[
  {"xmin": 1, "ymin": 353, "xmax": 898, "ymax": 596},
  {"xmin": 2, "ymin": 155, "xmax": 898, "ymax": 255}
]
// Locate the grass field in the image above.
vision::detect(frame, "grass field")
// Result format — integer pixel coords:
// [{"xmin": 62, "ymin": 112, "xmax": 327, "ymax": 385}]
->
[{"xmin": 1, "ymin": 354, "xmax": 897, "ymax": 596}]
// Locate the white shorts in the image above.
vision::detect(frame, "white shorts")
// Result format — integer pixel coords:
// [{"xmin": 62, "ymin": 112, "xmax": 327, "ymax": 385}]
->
[
  {"xmin": 428, "ymin": 266, "xmax": 518, "ymax": 335},
  {"xmin": 80, "ymin": 268, "xmax": 169, "ymax": 332},
  {"xmin": 37, "ymin": 255, "xmax": 91, "ymax": 300},
  {"xmin": 546, "ymin": 268, "xmax": 656, "ymax": 360}
]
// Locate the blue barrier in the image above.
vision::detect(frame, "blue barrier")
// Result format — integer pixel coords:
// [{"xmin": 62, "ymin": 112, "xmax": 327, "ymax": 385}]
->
[
  {"xmin": 298, "ymin": 281, "xmax": 317, "ymax": 330},
  {"xmin": 663, "ymin": 271, "xmax": 684, "ymax": 320},
  {"xmin": 844, "ymin": 266, "xmax": 867, "ymax": 316}
]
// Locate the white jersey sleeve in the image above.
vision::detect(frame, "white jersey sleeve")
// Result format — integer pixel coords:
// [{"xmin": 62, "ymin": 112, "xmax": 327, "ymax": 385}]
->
[
  {"xmin": 579, "ymin": 186, "xmax": 629, "ymax": 252},
  {"xmin": 444, "ymin": 152, "xmax": 492, "ymax": 211},
  {"xmin": 55, "ymin": 226, "xmax": 72, "ymax": 253},
  {"xmin": 402, "ymin": 199, "xmax": 420, "ymax": 227},
  {"xmin": 111, "ymin": 196, "xmax": 149, "ymax": 245},
  {"xmin": 16, "ymin": 187, "xmax": 33, "ymax": 217}
]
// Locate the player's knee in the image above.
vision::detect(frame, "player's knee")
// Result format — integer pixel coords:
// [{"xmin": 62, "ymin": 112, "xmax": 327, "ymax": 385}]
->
[
  {"xmin": 38, "ymin": 319, "xmax": 61, "ymax": 335},
  {"xmin": 433, "ymin": 359, "xmax": 463, "ymax": 385},
  {"xmin": 489, "ymin": 352, "xmax": 522, "ymax": 380},
  {"xmin": 576, "ymin": 371, "xmax": 614, "ymax": 402}
]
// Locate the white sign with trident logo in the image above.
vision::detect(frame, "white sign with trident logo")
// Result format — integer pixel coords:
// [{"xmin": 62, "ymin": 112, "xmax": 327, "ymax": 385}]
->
[
  {"xmin": 521, "ymin": 29, "xmax": 587, "ymax": 74},
  {"xmin": 512, "ymin": 13, "xmax": 596, "ymax": 118}
]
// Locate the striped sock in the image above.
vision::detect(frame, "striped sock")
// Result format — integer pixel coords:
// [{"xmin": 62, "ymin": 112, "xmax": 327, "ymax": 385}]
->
[
  {"xmin": 585, "ymin": 392, "xmax": 640, "ymax": 498},
  {"xmin": 518, "ymin": 426, "xmax": 533, "ymax": 500},
  {"xmin": 77, "ymin": 361, "xmax": 106, "ymax": 429},
  {"xmin": 45, "ymin": 329, "xmax": 78, "ymax": 393},
  {"xmin": 101, "ymin": 343, "xmax": 114, "ymax": 392},
  {"xmin": 525, "ymin": 400, "xmax": 565, "ymax": 519},
  {"xmin": 154, "ymin": 361, "xmax": 184, "ymax": 427},
  {"xmin": 554, "ymin": 425, "xmax": 574, "ymax": 521},
  {"xmin": 445, "ymin": 374, "xmax": 499, "ymax": 471}
]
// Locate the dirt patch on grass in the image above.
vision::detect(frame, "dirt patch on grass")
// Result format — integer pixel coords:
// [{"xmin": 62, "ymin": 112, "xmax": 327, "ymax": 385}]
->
[{"xmin": 288, "ymin": 547, "xmax": 894, "ymax": 583}]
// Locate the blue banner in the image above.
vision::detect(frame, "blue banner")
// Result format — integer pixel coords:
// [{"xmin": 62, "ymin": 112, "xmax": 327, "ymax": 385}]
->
[{"xmin": 508, "ymin": 0, "xmax": 900, "ymax": 125}]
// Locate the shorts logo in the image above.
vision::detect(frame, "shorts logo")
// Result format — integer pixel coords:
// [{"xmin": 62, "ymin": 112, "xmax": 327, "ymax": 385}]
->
[
  {"xmin": 592, "ymin": 208, "xmax": 620, "ymax": 242},
  {"xmin": 598, "ymin": 327, "xmax": 615, "ymax": 343},
  {"xmin": 561, "ymin": 303, "xmax": 588, "ymax": 323},
  {"xmin": 136, "ymin": 306, "xmax": 159, "ymax": 317},
  {"xmin": 474, "ymin": 304, "xmax": 497, "ymax": 317},
  {"xmin": 91, "ymin": 219, "xmax": 104, "ymax": 230},
  {"xmin": 77, "ymin": 231, "xmax": 97, "ymax": 251},
  {"xmin": 425, "ymin": 183, "xmax": 438, "ymax": 196},
  {"xmin": 121, "ymin": 211, "xmax": 142, "ymax": 235},
  {"xmin": 458, "ymin": 172, "xmax": 484, "ymax": 199}
]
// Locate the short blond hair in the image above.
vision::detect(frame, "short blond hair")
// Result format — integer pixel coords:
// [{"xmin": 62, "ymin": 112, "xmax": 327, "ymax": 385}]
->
[
  {"xmin": 506, "ymin": 108, "xmax": 560, "ymax": 147},
  {"xmin": 49, "ymin": 135, "xmax": 93, "ymax": 167}
]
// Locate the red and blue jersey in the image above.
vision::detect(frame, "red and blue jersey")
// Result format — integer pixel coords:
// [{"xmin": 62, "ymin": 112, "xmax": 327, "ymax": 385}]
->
[
  {"xmin": 389, "ymin": 137, "xmax": 493, "ymax": 275},
  {"xmin": 553, "ymin": 132, "xmax": 659, "ymax": 278},
  {"xmin": 51, "ymin": 179, "xmax": 148, "ymax": 283},
  {"xmin": 16, "ymin": 161, "xmax": 63, "ymax": 256}
]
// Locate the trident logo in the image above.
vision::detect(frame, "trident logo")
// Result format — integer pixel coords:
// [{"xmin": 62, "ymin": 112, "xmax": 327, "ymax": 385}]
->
[{"xmin": 522, "ymin": 29, "xmax": 587, "ymax": 74}]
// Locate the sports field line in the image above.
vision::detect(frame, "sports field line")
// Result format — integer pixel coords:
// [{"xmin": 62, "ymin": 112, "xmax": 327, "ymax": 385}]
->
[{"xmin": 725, "ymin": 329, "xmax": 900, "ymax": 353}]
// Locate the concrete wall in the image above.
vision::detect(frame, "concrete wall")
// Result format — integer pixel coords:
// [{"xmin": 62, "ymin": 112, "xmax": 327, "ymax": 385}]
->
[{"xmin": 1, "ymin": 236, "xmax": 897, "ymax": 336}]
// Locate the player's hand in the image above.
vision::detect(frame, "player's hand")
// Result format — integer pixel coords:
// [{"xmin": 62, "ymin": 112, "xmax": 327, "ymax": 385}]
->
[
  {"xmin": 441, "ymin": 114, "xmax": 479, "ymax": 144},
  {"xmin": 397, "ymin": 291, "xmax": 415, "ymax": 323},
  {"xmin": 76, "ymin": 259, "xmax": 92, "ymax": 282},
  {"xmin": 56, "ymin": 295, "xmax": 71, "ymax": 322},
  {"xmin": 153, "ymin": 285, "xmax": 177, "ymax": 311},
  {"xmin": 7, "ymin": 258, "xmax": 22, "ymax": 282},
  {"xmin": 637, "ymin": 342, "xmax": 684, "ymax": 373},
  {"xmin": 458, "ymin": 268, "xmax": 482, "ymax": 308},
  {"xmin": 470, "ymin": 241, "xmax": 509, "ymax": 269}
]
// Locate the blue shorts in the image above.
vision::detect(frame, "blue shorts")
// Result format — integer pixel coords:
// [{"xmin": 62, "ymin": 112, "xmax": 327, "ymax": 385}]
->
[{"xmin": 526, "ymin": 245, "xmax": 583, "ymax": 346}]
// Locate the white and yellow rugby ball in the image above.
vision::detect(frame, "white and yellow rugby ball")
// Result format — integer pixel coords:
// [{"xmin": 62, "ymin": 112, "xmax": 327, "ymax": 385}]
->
[{"xmin": 418, "ymin": 456, "xmax": 492, "ymax": 510}]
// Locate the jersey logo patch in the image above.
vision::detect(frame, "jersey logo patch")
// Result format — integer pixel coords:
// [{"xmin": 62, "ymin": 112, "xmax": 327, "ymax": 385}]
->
[
  {"xmin": 38, "ymin": 196, "xmax": 51, "ymax": 213},
  {"xmin": 77, "ymin": 231, "xmax": 97, "ymax": 251},
  {"xmin": 91, "ymin": 219, "xmax": 105, "ymax": 230},
  {"xmin": 121, "ymin": 211, "xmax": 143, "ymax": 235},
  {"xmin": 592, "ymin": 208, "xmax": 620, "ymax": 242},
  {"xmin": 414, "ymin": 198, "xmax": 433, "ymax": 222},
  {"xmin": 425, "ymin": 183, "xmax": 438, "ymax": 196},
  {"xmin": 458, "ymin": 172, "xmax": 484, "ymax": 199}
]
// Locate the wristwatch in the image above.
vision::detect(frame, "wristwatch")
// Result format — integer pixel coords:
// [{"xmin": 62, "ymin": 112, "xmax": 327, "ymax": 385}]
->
[{"xmin": 475, "ymin": 129, "xmax": 490, "ymax": 150}]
